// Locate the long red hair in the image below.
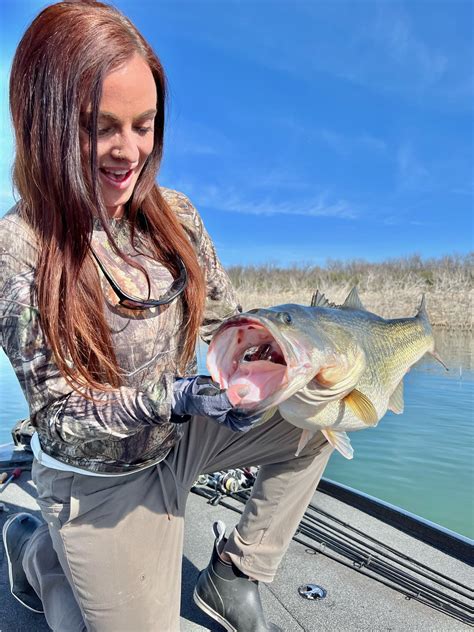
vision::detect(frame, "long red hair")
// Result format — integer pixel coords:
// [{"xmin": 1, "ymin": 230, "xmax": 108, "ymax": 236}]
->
[{"xmin": 10, "ymin": 0, "xmax": 205, "ymax": 390}]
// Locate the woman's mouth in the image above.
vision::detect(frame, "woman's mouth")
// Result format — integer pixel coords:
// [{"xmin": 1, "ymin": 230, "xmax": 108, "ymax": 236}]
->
[{"xmin": 99, "ymin": 168, "xmax": 134, "ymax": 190}]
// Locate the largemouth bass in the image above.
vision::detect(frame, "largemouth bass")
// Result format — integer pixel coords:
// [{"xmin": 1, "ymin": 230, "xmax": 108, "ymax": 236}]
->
[{"xmin": 207, "ymin": 288, "xmax": 445, "ymax": 459}]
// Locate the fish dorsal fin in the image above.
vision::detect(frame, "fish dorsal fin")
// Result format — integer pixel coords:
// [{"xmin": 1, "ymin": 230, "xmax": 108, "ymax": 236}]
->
[
  {"xmin": 343, "ymin": 389, "xmax": 378, "ymax": 426},
  {"xmin": 388, "ymin": 381, "xmax": 404, "ymax": 414},
  {"xmin": 321, "ymin": 429, "xmax": 354, "ymax": 459},
  {"xmin": 310, "ymin": 290, "xmax": 335, "ymax": 308},
  {"xmin": 417, "ymin": 294, "xmax": 427, "ymax": 319},
  {"xmin": 342, "ymin": 286, "xmax": 366, "ymax": 311}
]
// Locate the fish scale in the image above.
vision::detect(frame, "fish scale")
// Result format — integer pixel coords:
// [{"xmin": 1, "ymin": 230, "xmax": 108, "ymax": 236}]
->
[{"xmin": 303, "ymin": 315, "xmax": 433, "ymax": 429}]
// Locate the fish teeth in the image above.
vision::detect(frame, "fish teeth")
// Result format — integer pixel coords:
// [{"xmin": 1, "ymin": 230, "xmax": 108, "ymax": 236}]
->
[
  {"xmin": 242, "ymin": 343, "xmax": 273, "ymax": 363},
  {"xmin": 242, "ymin": 346, "xmax": 259, "ymax": 362}
]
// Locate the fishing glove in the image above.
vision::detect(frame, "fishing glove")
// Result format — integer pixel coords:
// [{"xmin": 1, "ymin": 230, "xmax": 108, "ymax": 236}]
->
[{"xmin": 171, "ymin": 376, "xmax": 261, "ymax": 433}]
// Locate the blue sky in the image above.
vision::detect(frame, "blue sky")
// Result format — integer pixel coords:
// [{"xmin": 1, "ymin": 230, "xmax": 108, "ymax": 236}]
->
[{"xmin": 1, "ymin": 0, "xmax": 472, "ymax": 266}]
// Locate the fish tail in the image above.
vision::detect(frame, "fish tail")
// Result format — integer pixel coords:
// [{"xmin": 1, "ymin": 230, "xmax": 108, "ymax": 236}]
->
[
  {"xmin": 417, "ymin": 295, "xmax": 449, "ymax": 370},
  {"xmin": 416, "ymin": 293, "xmax": 434, "ymax": 340},
  {"xmin": 429, "ymin": 350, "xmax": 449, "ymax": 371}
]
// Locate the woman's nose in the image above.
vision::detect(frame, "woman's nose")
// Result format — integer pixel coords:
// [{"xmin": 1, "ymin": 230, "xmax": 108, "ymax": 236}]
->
[{"xmin": 111, "ymin": 132, "xmax": 139, "ymax": 163}]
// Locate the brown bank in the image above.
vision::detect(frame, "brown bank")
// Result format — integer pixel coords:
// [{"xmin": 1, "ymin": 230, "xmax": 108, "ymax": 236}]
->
[{"xmin": 228, "ymin": 254, "xmax": 473, "ymax": 331}]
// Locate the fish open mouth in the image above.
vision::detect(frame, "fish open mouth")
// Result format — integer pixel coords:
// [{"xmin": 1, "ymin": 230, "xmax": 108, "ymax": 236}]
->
[{"xmin": 207, "ymin": 317, "xmax": 290, "ymax": 409}]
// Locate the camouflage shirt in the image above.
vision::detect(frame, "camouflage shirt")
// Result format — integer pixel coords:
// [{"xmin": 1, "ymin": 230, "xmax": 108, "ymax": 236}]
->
[{"xmin": 0, "ymin": 188, "xmax": 240, "ymax": 474}]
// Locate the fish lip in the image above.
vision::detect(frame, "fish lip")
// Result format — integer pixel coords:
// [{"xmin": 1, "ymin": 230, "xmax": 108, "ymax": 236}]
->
[
  {"xmin": 208, "ymin": 313, "xmax": 313, "ymax": 404},
  {"xmin": 210, "ymin": 314, "xmax": 296, "ymax": 365}
]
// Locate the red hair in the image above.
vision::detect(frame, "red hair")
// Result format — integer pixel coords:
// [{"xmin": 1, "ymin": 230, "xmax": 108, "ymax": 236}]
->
[{"xmin": 10, "ymin": 0, "xmax": 205, "ymax": 390}]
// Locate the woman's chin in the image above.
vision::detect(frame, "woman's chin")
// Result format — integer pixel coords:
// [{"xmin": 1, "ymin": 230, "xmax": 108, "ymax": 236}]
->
[{"xmin": 105, "ymin": 203, "xmax": 127, "ymax": 218}]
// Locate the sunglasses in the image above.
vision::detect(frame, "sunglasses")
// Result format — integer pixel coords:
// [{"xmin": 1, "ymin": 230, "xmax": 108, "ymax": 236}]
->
[{"xmin": 90, "ymin": 247, "xmax": 188, "ymax": 310}]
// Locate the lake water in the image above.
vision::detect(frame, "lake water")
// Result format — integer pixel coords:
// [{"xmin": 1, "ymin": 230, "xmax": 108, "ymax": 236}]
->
[{"xmin": 1, "ymin": 330, "xmax": 473, "ymax": 539}]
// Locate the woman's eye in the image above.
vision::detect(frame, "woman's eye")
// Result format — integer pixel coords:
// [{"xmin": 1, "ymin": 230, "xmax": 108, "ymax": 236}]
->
[{"xmin": 94, "ymin": 125, "xmax": 153, "ymax": 136}]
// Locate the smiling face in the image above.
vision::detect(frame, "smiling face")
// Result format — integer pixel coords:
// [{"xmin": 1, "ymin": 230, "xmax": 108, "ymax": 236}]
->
[{"xmin": 81, "ymin": 53, "xmax": 157, "ymax": 218}]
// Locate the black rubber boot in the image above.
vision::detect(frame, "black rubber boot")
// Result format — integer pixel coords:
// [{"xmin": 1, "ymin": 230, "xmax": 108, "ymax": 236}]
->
[
  {"xmin": 193, "ymin": 521, "xmax": 282, "ymax": 632},
  {"xmin": 2, "ymin": 512, "xmax": 44, "ymax": 613}
]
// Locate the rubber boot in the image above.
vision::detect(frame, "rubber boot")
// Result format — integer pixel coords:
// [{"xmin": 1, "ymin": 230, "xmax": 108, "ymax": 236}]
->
[
  {"xmin": 2, "ymin": 512, "xmax": 44, "ymax": 613},
  {"xmin": 193, "ymin": 521, "xmax": 282, "ymax": 632}
]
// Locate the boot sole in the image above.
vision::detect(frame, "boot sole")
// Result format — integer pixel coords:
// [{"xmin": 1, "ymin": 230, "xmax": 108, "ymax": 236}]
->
[
  {"xmin": 193, "ymin": 586, "xmax": 237, "ymax": 632},
  {"xmin": 2, "ymin": 512, "xmax": 44, "ymax": 614}
]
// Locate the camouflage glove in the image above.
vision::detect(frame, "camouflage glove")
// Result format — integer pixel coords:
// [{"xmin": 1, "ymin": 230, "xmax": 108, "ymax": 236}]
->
[{"xmin": 171, "ymin": 376, "xmax": 261, "ymax": 432}]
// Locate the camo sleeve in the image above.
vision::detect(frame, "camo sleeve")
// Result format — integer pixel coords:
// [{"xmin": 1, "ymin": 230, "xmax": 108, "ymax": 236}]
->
[
  {"xmin": 162, "ymin": 188, "xmax": 241, "ymax": 343},
  {"xmin": 0, "ymin": 210, "xmax": 173, "ymax": 446}
]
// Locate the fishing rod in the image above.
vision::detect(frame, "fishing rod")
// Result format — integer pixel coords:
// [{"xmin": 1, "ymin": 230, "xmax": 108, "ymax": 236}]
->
[
  {"xmin": 239, "ymin": 485, "xmax": 473, "ymax": 615},
  {"xmin": 191, "ymin": 472, "xmax": 474, "ymax": 625},
  {"xmin": 292, "ymin": 531, "xmax": 473, "ymax": 625},
  {"xmin": 305, "ymin": 502, "xmax": 474, "ymax": 595},
  {"xmin": 291, "ymin": 512, "xmax": 471, "ymax": 615},
  {"xmin": 195, "ymin": 474, "xmax": 474, "ymax": 602},
  {"xmin": 300, "ymin": 508, "xmax": 473, "ymax": 602},
  {"xmin": 295, "ymin": 518, "xmax": 473, "ymax": 617},
  {"xmin": 192, "ymin": 484, "xmax": 473, "ymax": 625},
  {"xmin": 233, "ymin": 481, "xmax": 472, "ymax": 600}
]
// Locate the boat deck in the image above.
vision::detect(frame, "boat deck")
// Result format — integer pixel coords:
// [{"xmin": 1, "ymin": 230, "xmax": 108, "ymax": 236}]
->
[{"xmin": 0, "ymin": 451, "xmax": 472, "ymax": 631}]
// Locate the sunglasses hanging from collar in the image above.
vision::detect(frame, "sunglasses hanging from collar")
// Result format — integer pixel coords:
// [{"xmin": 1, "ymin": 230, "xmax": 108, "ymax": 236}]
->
[{"xmin": 90, "ymin": 246, "xmax": 188, "ymax": 310}]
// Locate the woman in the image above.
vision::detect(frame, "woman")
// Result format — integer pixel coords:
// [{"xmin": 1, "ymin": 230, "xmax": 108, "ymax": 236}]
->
[{"xmin": 0, "ymin": 2, "xmax": 333, "ymax": 631}]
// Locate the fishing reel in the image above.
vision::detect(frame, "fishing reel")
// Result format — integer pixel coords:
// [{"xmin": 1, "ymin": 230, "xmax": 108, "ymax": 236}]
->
[
  {"xmin": 194, "ymin": 470, "xmax": 243, "ymax": 494},
  {"xmin": 192, "ymin": 467, "xmax": 259, "ymax": 505},
  {"xmin": 215, "ymin": 471, "xmax": 242, "ymax": 494}
]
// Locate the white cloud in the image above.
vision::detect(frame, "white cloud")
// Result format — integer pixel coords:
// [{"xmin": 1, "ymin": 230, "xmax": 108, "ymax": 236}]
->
[
  {"xmin": 372, "ymin": 4, "xmax": 448, "ymax": 88},
  {"xmin": 248, "ymin": 168, "xmax": 312, "ymax": 191},
  {"xmin": 164, "ymin": 119, "xmax": 230, "ymax": 157},
  {"xmin": 397, "ymin": 142, "xmax": 430, "ymax": 191},
  {"xmin": 452, "ymin": 185, "xmax": 474, "ymax": 197},
  {"xmin": 272, "ymin": 118, "xmax": 388, "ymax": 158},
  {"xmin": 171, "ymin": 180, "xmax": 357, "ymax": 220},
  {"xmin": 216, "ymin": 241, "xmax": 327, "ymax": 267},
  {"xmin": 164, "ymin": 1, "xmax": 471, "ymax": 108},
  {"xmin": 318, "ymin": 129, "xmax": 387, "ymax": 157}
]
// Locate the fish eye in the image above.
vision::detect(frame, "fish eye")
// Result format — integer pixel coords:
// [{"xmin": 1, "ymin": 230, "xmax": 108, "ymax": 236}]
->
[{"xmin": 278, "ymin": 311, "xmax": 292, "ymax": 325}]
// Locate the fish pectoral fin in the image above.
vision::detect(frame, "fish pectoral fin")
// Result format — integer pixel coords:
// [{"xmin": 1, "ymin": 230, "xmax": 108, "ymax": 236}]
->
[
  {"xmin": 388, "ymin": 381, "xmax": 404, "ymax": 414},
  {"xmin": 295, "ymin": 429, "xmax": 314, "ymax": 457},
  {"xmin": 322, "ymin": 429, "xmax": 353, "ymax": 459},
  {"xmin": 343, "ymin": 389, "xmax": 378, "ymax": 426}
]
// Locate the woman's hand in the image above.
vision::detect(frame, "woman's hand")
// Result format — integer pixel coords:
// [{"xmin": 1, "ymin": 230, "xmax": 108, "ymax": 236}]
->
[{"xmin": 171, "ymin": 376, "xmax": 261, "ymax": 432}]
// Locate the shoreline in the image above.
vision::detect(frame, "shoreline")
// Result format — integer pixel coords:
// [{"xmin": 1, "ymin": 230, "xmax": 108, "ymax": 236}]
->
[
  {"xmin": 235, "ymin": 289, "xmax": 472, "ymax": 331},
  {"xmin": 228, "ymin": 257, "xmax": 473, "ymax": 332}
]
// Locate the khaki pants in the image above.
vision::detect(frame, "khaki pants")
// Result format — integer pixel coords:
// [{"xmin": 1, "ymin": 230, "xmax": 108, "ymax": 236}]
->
[{"xmin": 24, "ymin": 414, "xmax": 333, "ymax": 632}]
